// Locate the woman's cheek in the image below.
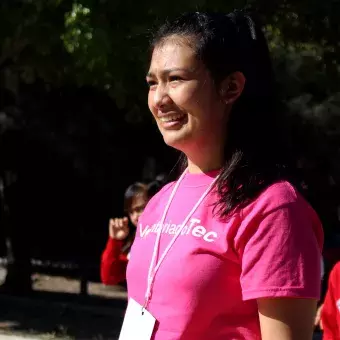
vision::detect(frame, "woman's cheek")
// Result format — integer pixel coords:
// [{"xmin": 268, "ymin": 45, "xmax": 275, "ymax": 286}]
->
[{"xmin": 172, "ymin": 84, "xmax": 201, "ymax": 108}]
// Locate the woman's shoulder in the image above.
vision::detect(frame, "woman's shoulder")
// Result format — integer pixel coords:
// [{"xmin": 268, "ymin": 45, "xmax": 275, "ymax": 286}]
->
[
  {"xmin": 258, "ymin": 180, "xmax": 298, "ymax": 203},
  {"xmin": 257, "ymin": 181, "xmax": 304, "ymax": 205},
  {"xmin": 244, "ymin": 180, "xmax": 316, "ymax": 217},
  {"xmin": 236, "ymin": 180, "xmax": 323, "ymax": 251}
]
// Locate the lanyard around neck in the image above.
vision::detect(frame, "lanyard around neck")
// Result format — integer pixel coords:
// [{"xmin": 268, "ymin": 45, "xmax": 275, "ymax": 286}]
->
[{"xmin": 143, "ymin": 168, "xmax": 219, "ymax": 310}]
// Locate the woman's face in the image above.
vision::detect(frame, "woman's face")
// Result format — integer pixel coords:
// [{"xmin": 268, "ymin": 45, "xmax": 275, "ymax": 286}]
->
[
  {"xmin": 147, "ymin": 37, "xmax": 228, "ymax": 154},
  {"xmin": 128, "ymin": 194, "xmax": 148, "ymax": 227}
]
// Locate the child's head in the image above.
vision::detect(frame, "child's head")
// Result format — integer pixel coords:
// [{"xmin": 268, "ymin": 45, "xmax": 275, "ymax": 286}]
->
[{"xmin": 124, "ymin": 182, "xmax": 149, "ymax": 227}]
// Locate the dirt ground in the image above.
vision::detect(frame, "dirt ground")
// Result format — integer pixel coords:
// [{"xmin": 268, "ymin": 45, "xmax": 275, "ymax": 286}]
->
[
  {"xmin": 31, "ymin": 273, "xmax": 128, "ymax": 300},
  {"xmin": 0, "ymin": 270, "xmax": 128, "ymax": 340}
]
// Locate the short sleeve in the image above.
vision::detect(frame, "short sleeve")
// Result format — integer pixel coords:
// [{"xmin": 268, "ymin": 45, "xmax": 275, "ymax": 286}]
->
[{"xmin": 235, "ymin": 182, "xmax": 323, "ymax": 301}]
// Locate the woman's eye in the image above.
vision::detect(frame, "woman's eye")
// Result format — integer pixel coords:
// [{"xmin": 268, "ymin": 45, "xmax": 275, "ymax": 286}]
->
[
  {"xmin": 147, "ymin": 80, "xmax": 157, "ymax": 87},
  {"xmin": 169, "ymin": 75, "xmax": 183, "ymax": 82}
]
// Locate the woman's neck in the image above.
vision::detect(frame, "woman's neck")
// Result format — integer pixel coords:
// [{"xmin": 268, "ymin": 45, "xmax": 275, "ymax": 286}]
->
[
  {"xmin": 182, "ymin": 133, "xmax": 226, "ymax": 174},
  {"xmin": 186, "ymin": 147, "xmax": 224, "ymax": 174},
  {"xmin": 187, "ymin": 159, "xmax": 222, "ymax": 174}
]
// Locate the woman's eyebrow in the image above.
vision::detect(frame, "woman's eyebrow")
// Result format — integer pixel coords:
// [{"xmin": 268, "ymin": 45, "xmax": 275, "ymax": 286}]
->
[{"xmin": 146, "ymin": 67, "xmax": 193, "ymax": 78}]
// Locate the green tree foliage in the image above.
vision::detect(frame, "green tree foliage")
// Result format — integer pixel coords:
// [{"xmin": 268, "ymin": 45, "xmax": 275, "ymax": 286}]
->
[{"xmin": 1, "ymin": 1, "xmax": 339, "ymax": 112}]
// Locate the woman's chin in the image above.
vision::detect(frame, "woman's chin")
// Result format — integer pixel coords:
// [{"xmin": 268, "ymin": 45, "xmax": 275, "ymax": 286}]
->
[{"xmin": 162, "ymin": 130, "xmax": 192, "ymax": 151}]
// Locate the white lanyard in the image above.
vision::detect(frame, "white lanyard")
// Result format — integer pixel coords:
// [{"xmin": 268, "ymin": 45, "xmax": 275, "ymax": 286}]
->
[{"xmin": 143, "ymin": 168, "xmax": 219, "ymax": 310}]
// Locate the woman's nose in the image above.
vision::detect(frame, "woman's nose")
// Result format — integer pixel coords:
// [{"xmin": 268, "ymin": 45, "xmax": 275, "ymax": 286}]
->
[{"xmin": 153, "ymin": 84, "xmax": 171, "ymax": 109}]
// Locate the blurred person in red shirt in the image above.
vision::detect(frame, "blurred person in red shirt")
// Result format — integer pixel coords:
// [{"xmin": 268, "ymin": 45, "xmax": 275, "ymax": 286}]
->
[
  {"xmin": 320, "ymin": 260, "xmax": 340, "ymax": 339},
  {"xmin": 101, "ymin": 180, "xmax": 163, "ymax": 285}
]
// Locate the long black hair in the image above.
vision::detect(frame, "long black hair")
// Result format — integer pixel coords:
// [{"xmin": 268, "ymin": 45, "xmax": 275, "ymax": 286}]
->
[{"xmin": 151, "ymin": 11, "xmax": 296, "ymax": 219}]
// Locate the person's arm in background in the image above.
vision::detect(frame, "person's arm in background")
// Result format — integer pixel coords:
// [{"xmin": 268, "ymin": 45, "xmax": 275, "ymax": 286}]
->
[
  {"xmin": 100, "ymin": 218, "xmax": 129, "ymax": 285},
  {"xmin": 321, "ymin": 262, "xmax": 340, "ymax": 340},
  {"xmin": 314, "ymin": 257, "xmax": 325, "ymax": 330},
  {"xmin": 314, "ymin": 304, "xmax": 323, "ymax": 330}
]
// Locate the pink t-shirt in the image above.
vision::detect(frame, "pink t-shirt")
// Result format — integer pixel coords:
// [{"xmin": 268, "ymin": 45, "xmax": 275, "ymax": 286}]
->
[{"xmin": 127, "ymin": 171, "xmax": 323, "ymax": 340}]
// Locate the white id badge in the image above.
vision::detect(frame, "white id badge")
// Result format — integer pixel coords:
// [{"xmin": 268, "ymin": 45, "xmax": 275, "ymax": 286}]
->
[{"xmin": 118, "ymin": 298, "xmax": 156, "ymax": 340}]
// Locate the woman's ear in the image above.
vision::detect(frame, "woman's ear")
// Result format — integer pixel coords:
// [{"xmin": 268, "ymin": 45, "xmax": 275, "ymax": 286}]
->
[{"xmin": 220, "ymin": 71, "xmax": 246, "ymax": 104}]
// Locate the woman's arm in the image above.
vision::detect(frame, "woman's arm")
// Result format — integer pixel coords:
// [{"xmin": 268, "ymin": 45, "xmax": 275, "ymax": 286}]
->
[{"xmin": 258, "ymin": 298, "xmax": 317, "ymax": 340}]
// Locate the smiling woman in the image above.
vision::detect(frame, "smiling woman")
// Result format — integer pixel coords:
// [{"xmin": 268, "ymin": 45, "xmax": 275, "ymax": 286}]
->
[
  {"xmin": 120, "ymin": 11, "xmax": 323, "ymax": 340},
  {"xmin": 146, "ymin": 41, "xmax": 231, "ymax": 172}
]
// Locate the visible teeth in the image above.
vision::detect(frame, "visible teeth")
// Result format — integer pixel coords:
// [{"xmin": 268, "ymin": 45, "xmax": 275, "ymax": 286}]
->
[{"xmin": 159, "ymin": 114, "xmax": 185, "ymax": 122}]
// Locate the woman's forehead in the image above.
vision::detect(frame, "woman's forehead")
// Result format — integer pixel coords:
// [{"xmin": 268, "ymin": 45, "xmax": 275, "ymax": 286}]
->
[{"xmin": 149, "ymin": 41, "xmax": 197, "ymax": 73}]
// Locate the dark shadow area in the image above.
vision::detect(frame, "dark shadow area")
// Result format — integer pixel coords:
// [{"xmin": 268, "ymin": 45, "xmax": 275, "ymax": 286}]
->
[
  {"xmin": 0, "ymin": 290, "xmax": 127, "ymax": 339},
  {"xmin": 0, "ymin": 84, "xmax": 178, "ymax": 295}
]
